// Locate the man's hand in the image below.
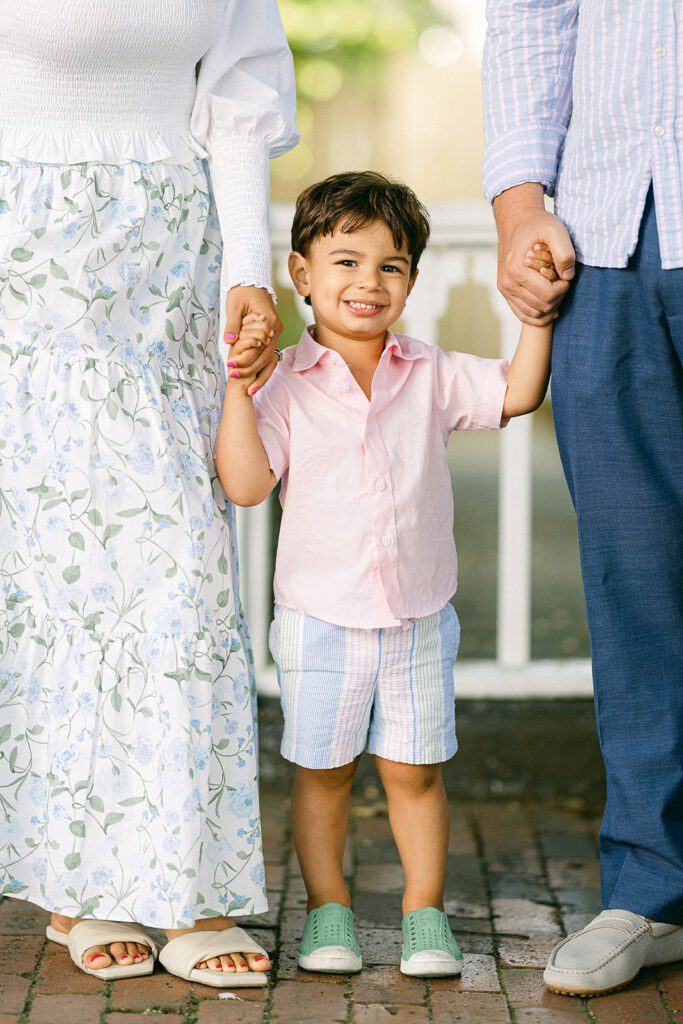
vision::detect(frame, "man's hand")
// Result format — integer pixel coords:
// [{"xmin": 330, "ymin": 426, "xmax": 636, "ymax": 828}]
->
[
  {"xmin": 493, "ymin": 183, "xmax": 576, "ymax": 326},
  {"xmin": 224, "ymin": 286, "xmax": 282, "ymax": 393}
]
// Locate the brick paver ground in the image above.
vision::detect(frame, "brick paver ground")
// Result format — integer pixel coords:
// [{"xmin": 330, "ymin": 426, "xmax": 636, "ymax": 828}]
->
[{"xmin": 1, "ymin": 789, "xmax": 679, "ymax": 1023}]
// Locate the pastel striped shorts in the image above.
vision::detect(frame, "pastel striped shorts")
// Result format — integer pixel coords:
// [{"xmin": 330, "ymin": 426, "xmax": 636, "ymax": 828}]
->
[{"xmin": 269, "ymin": 603, "xmax": 460, "ymax": 769}]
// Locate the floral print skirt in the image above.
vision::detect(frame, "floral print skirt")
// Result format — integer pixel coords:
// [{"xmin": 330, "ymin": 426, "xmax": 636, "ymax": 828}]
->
[{"xmin": 0, "ymin": 159, "xmax": 267, "ymax": 927}]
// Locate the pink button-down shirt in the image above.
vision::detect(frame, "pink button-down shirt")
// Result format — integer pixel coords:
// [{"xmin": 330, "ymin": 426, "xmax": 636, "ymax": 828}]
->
[{"xmin": 253, "ymin": 328, "xmax": 509, "ymax": 629}]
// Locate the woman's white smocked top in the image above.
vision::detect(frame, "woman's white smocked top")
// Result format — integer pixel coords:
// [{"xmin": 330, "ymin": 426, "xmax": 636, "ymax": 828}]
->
[{"xmin": 0, "ymin": 0, "xmax": 299, "ymax": 292}]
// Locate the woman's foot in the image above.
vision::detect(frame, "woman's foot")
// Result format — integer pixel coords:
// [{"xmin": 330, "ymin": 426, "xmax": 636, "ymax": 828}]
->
[
  {"xmin": 50, "ymin": 913, "xmax": 151, "ymax": 970},
  {"xmin": 165, "ymin": 918, "xmax": 271, "ymax": 974}
]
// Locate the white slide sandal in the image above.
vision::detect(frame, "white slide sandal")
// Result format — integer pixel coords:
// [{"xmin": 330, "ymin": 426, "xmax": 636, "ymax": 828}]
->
[
  {"xmin": 46, "ymin": 920, "xmax": 158, "ymax": 980},
  {"xmin": 158, "ymin": 927, "xmax": 269, "ymax": 988}
]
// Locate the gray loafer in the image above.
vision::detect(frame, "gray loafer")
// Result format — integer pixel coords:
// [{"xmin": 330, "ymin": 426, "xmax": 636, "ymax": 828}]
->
[{"xmin": 544, "ymin": 909, "xmax": 683, "ymax": 996}]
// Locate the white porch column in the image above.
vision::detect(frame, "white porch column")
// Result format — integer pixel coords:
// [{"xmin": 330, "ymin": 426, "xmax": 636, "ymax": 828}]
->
[
  {"xmin": 236, "ymin": 503, "xmax": 273, "ymax": 672},
  {"xmin": 473, "ymin": 255, "xmax": 533, "ymax": 668}
]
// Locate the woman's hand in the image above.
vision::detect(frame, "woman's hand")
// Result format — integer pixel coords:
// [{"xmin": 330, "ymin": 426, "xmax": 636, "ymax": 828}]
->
[
  {"xmin": 227, "ymin": 313, "xmax": 281, "ymax": 397},
  {"xmin": 224, "ymin": 286, "xmax": 282, "ymax": 393}
]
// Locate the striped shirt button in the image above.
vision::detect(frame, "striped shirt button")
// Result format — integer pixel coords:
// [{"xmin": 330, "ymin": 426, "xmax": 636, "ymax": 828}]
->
[
  {"xmin": 381, "ymin": 535, "xmax": 393, "ymax": 546},
  {"xmin": 654, "ymin": 124, "xmax": 665, "ymax": 137},
  {"xmin": 656, "ymin": 46, "xmax": 667, "ymax": 57},
  {"xmin": 374, "ymin": 479, "xmax": 386, "ymax": 491}
]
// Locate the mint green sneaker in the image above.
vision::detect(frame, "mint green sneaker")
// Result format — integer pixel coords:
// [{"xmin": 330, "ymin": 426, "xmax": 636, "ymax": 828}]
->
[
  {"xmin": 298, "ymin": 902, "xmax": 362, "ymax": 973},
  {"xmin": 401, "ymin": 907, "xmax": 464, "ymax": 977}
]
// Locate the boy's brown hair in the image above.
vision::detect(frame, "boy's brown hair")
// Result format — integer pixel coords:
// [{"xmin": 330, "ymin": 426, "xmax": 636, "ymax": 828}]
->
[{"xmin": 291, "ymin": 171, "xmax": 431, "ymax": 288}]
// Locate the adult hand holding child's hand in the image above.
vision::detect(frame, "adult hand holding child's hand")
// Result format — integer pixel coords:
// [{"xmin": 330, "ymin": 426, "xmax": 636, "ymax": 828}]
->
[
  {"xmin": 225, "ymin": 285, "xmax": 282, "ymax": 393},
  {"xmin": 493, "ymin": 183, "xmax": 576, "ymax": 326},
  {"xmin": 226, "ymin": 312, "xmax": 281, "ymax": 397}
]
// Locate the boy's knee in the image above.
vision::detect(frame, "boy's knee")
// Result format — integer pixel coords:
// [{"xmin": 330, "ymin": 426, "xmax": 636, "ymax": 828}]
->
[
  {"xmin": 296, "ymin": 759, "xmax": 359, "ymax": 789},
  {"xmin": 375, "ymin": 758, "xmax": 442, "ymax": 796}
]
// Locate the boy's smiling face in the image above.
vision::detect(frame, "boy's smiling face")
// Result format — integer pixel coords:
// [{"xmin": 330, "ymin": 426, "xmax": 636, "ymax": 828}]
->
[{"xmin": 288, "ymin": 220, "xmax": 417, "ymax": 349}]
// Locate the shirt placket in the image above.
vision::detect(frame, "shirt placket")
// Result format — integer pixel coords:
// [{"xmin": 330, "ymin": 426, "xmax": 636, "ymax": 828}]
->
[
  {"xmin": 362, "ymin": 357, "xmax": 404, "ymax": 622},
  {"xmin": 326, "ymin": 356, "xmax": 390, "ymax": 618},
  {"xmin": 650, "ymin": 0, "xmax": 682, "ymax": 266}
]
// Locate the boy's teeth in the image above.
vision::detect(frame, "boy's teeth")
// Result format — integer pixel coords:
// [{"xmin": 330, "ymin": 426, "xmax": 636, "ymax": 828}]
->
[{"xmin": 348, "ymin": 301, "xmax": 380, "ymax": 309}]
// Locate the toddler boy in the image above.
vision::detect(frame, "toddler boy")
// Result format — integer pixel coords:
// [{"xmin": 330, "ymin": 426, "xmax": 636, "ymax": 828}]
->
[{"xmin": 216, "ymin": 172, "xmax": 553, "ymax": 976}]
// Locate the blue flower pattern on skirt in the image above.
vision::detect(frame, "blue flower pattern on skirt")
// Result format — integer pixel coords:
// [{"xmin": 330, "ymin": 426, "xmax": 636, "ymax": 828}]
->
[{"xmin": 0, "ymin": 158, "xmax": 265, "ymax": 927}]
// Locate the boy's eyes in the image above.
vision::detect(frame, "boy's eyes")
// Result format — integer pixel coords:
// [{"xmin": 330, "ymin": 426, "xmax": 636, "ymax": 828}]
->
[{"xmin": 334, "ymin": 260, "xmax": 404, "ymax": 274}]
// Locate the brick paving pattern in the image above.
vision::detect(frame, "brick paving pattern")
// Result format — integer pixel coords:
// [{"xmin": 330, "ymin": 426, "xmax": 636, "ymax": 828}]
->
[{"xmin": 1, "ymin": 790, "xmax": 679, "ymax": 1023}]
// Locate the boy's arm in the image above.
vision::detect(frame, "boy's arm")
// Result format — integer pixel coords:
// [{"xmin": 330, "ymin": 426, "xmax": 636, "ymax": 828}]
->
[
  {"xmin": 502, "ymin": 322, "xmax": 553, "ymax": 419},
  {"xmin": 215, "ymin": 386, "xmax": 277, "ymax": 507},
  {"xmin": 215, "ymin": 322, "xmax": 279, "ymax": 507},
  {"xmin": 502, "ymin": 242, "xmax": 556, "ymax": 418}
]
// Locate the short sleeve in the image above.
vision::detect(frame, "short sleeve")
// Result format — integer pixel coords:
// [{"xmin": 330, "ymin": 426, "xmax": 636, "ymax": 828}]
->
[
  {"xmin": 252, "ymin": 367, "xmax": 291, "ymax": 481},
  {"xmin": 434, "ymin": 349, "xmax": 509, "ymax": 432},
  {"xmin": 191, "ymin": 0, "xmax": 299, "ymax": 294}
]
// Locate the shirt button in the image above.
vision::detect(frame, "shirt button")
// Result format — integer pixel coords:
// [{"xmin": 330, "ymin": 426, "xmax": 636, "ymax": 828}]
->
[
  {"xmin": 656, "ymin": 46, "xmax": 667, "ymax": 57},
  {"xmin": 381, "ymin": 535, "xmax": 393, "ymax": 547},
  {"xmin": 375, "ymin": 479, "xmax": 386, "ymax": 491},
  {"xmin": 654, "ymin": 123, "xmax": 665, "ymax": 137},
  {"xmin": 339, "ymin": 382, "xmax": 350, "ymax": 393}
]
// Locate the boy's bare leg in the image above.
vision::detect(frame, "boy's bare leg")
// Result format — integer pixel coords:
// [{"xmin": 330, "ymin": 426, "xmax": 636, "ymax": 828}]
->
[
  {"xmin": 374, "ymin": 756, "xmax": 449, "ymax": 914},
  {"xmin": 291, "ymin": 758, "xmax": 360, "ymax": 910}
]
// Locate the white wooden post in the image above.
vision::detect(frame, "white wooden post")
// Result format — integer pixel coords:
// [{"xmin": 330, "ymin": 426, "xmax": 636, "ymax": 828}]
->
[
  {"xmin": 236, "ymin": 503, "xmax": 273, "ymax": 672},
  {"xmin": 494, "ymin": 305, "xmax": 533, "ymax": 667},
  {"xmin": 400, "ymin": 248, "xmax": 468, "ymax": 344},
  {"xmin": 472, "ymin": 255, "xmax": 532, "ymax": 668}
]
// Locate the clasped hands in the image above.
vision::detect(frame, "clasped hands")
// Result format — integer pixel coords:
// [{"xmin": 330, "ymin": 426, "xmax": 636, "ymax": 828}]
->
[
  {"xmin": 494, "ymin": 186, "xmax": 577, "ymax": 325},
  {"xmin": 224, "ymin": 284, "xmax": 283, "ymax": 396}
]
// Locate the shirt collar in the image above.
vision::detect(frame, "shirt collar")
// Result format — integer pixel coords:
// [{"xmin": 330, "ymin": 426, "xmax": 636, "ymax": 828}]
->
[{"xmin": 292, "ymin": 326, "xmax": 426, "ymax": 372}]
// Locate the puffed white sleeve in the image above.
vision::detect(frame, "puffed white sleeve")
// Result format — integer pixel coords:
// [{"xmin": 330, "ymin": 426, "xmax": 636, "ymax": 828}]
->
[{"xmin": 192, "ymin": 0, "xmax": 299, "ymax": 297}]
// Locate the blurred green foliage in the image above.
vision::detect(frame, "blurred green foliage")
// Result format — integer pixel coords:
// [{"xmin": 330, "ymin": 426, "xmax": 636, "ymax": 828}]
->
[{"xmin": 281, "ymin": 0, "xmax": 439, "ymax": 101}]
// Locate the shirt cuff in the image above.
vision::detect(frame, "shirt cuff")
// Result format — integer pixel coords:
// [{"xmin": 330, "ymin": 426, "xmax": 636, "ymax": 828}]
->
[
  {"xmin": 474, "ymin": 359, "xmax": 510, "ymax": 429},
  {"xmin": 208, "ymin": 133, "xmax": 274, "ymax": 294},
  {"xmin": 483, "ymin": 122, "xmax": 567, "ymax": 202}
]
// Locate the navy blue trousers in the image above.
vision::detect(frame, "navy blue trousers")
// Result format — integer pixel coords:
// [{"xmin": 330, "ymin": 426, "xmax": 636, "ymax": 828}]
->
[{"xmin": 552, "ymin": 189, "xmax": 683, "ymax": 924}]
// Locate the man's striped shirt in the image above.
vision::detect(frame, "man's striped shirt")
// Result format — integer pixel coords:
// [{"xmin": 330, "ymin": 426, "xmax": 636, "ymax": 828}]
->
[{"xmin": 483, "ymin": 1, "xmax": 683, "ymax": 269}]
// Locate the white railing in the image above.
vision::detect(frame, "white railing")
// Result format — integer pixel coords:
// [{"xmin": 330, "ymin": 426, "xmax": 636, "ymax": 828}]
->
[{"xmin": 236, "ymin": 201, "xmax": 593, "ymax": 699}]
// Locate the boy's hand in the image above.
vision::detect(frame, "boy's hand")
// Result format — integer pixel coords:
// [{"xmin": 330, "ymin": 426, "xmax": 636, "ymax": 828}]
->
[
  {"xmin": 227, "ymin": 314, "xmax": 280, "ymax": 396},
  {"xmin": 524, "ymin": 242, "xmax": 559, "ymax": 282}
]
